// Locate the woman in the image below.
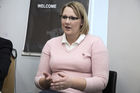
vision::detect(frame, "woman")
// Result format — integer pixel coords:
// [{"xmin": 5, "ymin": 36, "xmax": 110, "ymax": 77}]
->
[{"xmin": 35, "ymin": 1, "xmax": 109, "ymax": 93}]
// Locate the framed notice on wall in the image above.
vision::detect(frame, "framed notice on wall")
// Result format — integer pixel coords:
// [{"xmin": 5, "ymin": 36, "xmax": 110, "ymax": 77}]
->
[{"xmin": 23, "ymin": 0, "xmax": 89, "ymax": 56}]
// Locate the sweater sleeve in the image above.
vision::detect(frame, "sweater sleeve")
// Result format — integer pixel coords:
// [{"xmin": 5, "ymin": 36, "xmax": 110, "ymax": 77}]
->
[
  {"xmin": 34, "ymin": 42, "xmax": 52, "ymax": 89},
  {"xmin": 84, "ymin": 37, "xmax": 109, "ymax": 93}
]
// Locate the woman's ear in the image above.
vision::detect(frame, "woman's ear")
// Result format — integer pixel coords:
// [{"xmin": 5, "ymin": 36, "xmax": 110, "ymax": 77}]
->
[
  {"xmin": 81, "ymin": 19, "xmax": 84, "ymax": 26},
  {"xmin": 80, "ymin": 19, "xmax": 84, "ymax": 28}
]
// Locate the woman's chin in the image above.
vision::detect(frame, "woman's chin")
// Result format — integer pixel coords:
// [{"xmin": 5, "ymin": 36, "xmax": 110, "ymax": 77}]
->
[{"xmin": 64, "ymin": 31, "xmax": 72, "ymax": 35}]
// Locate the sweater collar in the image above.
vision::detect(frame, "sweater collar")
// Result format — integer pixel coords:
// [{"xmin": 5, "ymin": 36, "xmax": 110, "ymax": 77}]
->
[{"xmin": 62, "ymin": 33, "xmax": 85, "ymax": 45}]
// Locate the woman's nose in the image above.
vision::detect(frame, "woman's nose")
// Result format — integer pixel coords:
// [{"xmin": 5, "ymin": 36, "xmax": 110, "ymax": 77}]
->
[{"xmin": 65, "ymin": 18, "xmax": 70, "ymax": 23}]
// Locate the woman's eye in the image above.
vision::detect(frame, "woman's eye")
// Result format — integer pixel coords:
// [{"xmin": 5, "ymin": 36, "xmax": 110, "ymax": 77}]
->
[
  {"xmin": 61, "ymin": 15, "xmax": 79, "ymax": 20},
  {"xmin": 62, "ymin": 16, "xmax": 67, "ymax": 19},
  {"xmin": 70, "ymin": 16, "xmax": 78, "ymax": 20}
]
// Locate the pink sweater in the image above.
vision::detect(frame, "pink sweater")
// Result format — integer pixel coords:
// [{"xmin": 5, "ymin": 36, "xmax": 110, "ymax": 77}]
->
[{"xmin": 35, "ymin": 34, "xmax": 109, "ymax": 93}]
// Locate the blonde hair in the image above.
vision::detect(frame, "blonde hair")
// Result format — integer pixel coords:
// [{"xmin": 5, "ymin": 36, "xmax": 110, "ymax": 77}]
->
[{"xmin": 60, "ymin": 1, "xmax": 89, "ymax": 35}]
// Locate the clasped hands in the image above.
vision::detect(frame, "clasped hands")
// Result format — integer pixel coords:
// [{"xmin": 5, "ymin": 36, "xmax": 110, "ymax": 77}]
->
[{"xmin": 43, "ymin": 72, "xmax": 73, "ymax": 90}]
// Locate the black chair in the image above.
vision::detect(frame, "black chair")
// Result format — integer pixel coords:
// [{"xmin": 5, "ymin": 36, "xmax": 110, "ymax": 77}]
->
[{"xmin": 103, "ymin": 71, "xmax": 117, "ymax": 93}]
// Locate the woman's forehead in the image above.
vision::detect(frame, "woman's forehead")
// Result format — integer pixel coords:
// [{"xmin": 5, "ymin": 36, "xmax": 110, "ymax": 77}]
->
[{"xmin": 62, "ymin": 7, "xmax": 77, "ymax": 16}]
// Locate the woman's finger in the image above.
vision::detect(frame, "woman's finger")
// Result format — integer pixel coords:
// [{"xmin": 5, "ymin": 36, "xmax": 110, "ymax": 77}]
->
[
  {"xmin": 58, "ymin": 73, "xmax": 66, "ymax": 77},
  {"xmin": 43, "ymin": 73, "xmax": 49, "ymax": 78}
]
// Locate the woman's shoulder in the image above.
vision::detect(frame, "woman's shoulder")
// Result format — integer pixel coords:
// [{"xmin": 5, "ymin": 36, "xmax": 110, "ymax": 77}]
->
[
  {"xmin": 84, "ymin": 34, "xmax": 106, "ymax": 49},
  {"xmin": 86, "ymin": 34, "xmax": 103, "ymax": 42},
  {"xmin": 45, "ymin": 35, "xmax": 62, "ymax": 45},
  {"xmin": 42, "ymin": 36, "xmax": 62, "ymax": 51}
]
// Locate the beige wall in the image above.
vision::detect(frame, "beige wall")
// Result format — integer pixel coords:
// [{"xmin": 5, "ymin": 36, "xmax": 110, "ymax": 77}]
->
[{"xmin": 108, "ymin": 0, "xmax": 140, "ymax": 93}]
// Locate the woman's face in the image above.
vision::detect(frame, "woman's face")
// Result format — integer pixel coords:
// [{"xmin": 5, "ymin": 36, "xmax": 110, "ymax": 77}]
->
[{"xmin": 61, "ymin": 7, "xmax": 82, "ymax": 37}]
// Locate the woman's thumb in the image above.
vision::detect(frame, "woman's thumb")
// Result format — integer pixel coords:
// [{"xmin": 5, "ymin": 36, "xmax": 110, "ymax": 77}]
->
[
  {"xmin": 43, "ymin": 73, "xmax": 49, "ymax": 78},
  {"xmin": 58, "ymin": 72, "xmax": 65, "ymax": 77}
]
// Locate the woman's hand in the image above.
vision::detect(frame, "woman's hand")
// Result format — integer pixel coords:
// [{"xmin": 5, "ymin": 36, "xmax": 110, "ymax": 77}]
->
[
  {"xmin": 50, "ymin": 73, "xmax": 72, "ymax": 90},
  {"xmin": 39, "ymin": 73, "xmax": 52, "ymax": 89}
]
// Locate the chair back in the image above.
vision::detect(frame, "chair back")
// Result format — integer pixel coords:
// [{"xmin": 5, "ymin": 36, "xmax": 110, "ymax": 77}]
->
[
  {"xmin": 103, "ymin": 71, "xmax": 117, "ymax": 93},
  {"xmin": 2, "ymin": 49, "xmax": 17, "ymax": 93}
]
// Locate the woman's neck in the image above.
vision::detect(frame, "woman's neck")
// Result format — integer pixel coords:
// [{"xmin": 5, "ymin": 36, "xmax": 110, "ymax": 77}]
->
[{"xmin": 66, "ymin": 34, "xmax": 80, "ymax": 45}]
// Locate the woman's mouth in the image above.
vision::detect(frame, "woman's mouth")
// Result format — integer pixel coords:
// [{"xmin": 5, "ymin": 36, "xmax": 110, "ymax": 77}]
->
[{"xmin": 65, "ymin": 26, "xmax": 71, "ymax": 30}]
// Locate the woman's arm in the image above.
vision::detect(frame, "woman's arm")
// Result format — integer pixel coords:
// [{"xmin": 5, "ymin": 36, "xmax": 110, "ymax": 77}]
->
[
  {"xmin": 84, "ymin": 37, "xmax": 109, "ymax": 93},
  {"xmin": 35, "ymin": 43, "xmax": 52, "ymax": 89}
]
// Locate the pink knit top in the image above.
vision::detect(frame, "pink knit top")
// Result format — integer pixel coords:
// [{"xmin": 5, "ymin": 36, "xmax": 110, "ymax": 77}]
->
[{"xmin": 35, "ymin": 34, "xmax": 109, "ymax": 93}]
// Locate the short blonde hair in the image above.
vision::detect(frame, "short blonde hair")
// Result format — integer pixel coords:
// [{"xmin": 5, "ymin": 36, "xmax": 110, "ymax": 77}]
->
[{"xmin": 60, "ymin": 1, "xmax": 89, "ymax": 35}]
